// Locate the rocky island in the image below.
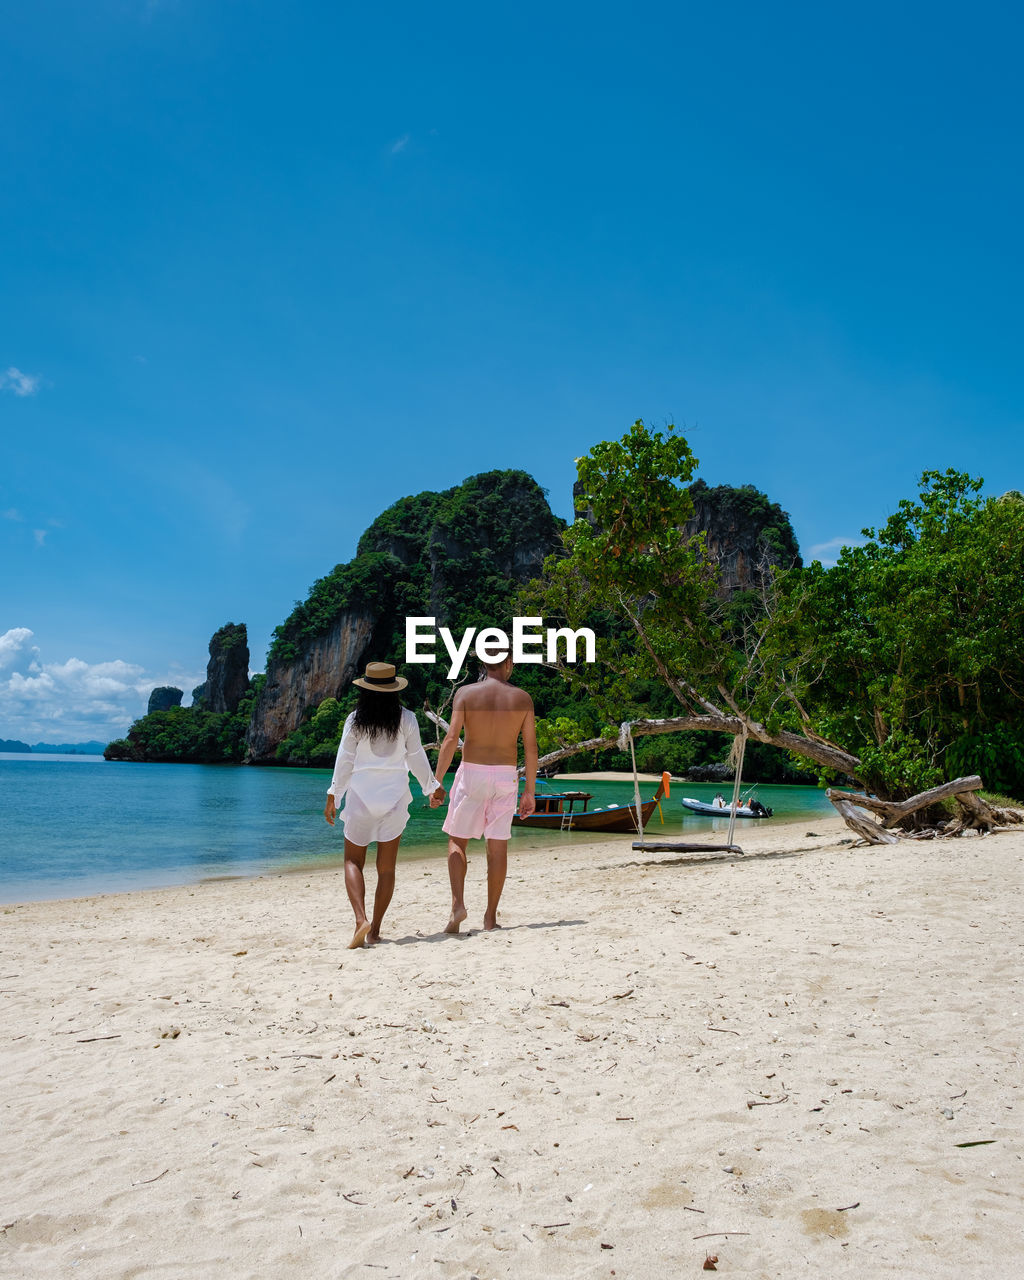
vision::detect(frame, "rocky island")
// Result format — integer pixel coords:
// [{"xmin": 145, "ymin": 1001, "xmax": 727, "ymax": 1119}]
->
[{"xmin": 106, "ymin": 465, "xmax": 804, "ymax": 778}]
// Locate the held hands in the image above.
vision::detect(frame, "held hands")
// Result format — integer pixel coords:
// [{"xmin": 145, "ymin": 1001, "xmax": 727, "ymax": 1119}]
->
[
  {"xmin": 518, "ymin": 789, "xmax": 536, "ymax": 819},
  {"xmin": 430, "ymin": 784, "xmax": 447, "ymax": 808},
  {"xmin": 324, "ymin": 795, "xmax": 336, "ymax": 826}
]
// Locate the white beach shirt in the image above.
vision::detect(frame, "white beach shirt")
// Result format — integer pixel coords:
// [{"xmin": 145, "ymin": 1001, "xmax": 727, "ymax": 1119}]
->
[{"xmin": 327, "ymin": 708, "xmax": 440, "ymax": 817}]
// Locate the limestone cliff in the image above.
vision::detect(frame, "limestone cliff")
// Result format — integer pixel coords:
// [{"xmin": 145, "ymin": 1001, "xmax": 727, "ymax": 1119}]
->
[
  {"xmin": 244, "ymin": 606, "xmax": 376, "ymax": 763},
  {"xmin": 423, "ymin": 472, "xmax": 564, "ymax": 623},
  {"xmin": 147, "ymin": 686, "xmax": 183, "ymax": 714},
  {"xmin": 245, "ymin": 471, "xmax": 564, "ymax": 763},
  {"xmin": 192, "ymin": 623, "xmax": 250, "ymax": 714},
  {"xmin": 574, "ymin": 475, "xmax": 802, "ymax": 594},
  {"xmin": 684, "ymin": 480, "xmax": 802, "ymax": 594}
]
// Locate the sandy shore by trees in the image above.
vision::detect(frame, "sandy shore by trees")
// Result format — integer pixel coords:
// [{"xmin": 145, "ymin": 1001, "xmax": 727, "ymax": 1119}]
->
[
  {"xmin": 2, "ymin": 817, "xmax": 1020, "ymax": 1278},
  {"xmin": 550, "ymin": 770, "xmax": 665, "ymax": 782}
]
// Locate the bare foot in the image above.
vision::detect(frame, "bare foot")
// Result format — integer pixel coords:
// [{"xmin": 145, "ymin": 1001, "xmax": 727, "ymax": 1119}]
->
[
  {"xmin": 367, "ymin": 927, "xmax": 381, "ymax": 944},
  {"xmin": 348, "ymin": 921, "xmax": 372, "ymax": 949},
  {"xmin": 444, "ymin": 905, "xmax": 468, "ymax": 934},
  {"xmin": 482, "ymin": 915, "xmax": 501, "ymax": 932}
]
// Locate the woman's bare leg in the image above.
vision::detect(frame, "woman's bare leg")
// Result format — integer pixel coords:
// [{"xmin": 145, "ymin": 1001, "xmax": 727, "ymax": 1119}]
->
[
  {"xmin": 343, "ymin": 839, "xmax": 372, "ymax": 948},
  {"xmin": 368, "ymin": 836, "xmax": 400, "ymax": 942}
]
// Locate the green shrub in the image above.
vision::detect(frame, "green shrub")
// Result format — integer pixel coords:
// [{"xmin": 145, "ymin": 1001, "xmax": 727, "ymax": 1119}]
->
[{"xmin": 946, "ymin": 726, "xmax": 1024, "ymax": 797}]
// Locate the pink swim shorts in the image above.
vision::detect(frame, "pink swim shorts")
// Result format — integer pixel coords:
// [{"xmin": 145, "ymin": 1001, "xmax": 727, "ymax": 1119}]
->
[{"xmin": 442, "ymin": 763, "xmax": 519, "ymax": 841}]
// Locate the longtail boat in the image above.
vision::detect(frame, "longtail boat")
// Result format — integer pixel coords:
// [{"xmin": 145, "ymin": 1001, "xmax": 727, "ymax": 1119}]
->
[{"xmin": 513, "ymin": 774, "xmax": 670, "ymax": 833}]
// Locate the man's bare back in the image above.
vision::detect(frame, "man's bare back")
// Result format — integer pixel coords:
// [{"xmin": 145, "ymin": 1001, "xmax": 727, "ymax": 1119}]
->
[
  {"xmin": 433, "ymin": 662, "xmax": 537, "ymax": 789},
  {"xmin": 459, "ymin": 680, "xmax": 534, "ymax": 766}
]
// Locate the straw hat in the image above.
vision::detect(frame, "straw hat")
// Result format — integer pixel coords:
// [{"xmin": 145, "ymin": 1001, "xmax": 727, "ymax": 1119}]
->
[{"xmin": 352, "ymin": 661, "xmax": 408, "ymax": 693}]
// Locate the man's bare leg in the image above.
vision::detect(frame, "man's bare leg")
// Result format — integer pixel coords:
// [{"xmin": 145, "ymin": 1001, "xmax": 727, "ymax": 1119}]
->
[
  {"xmin": 368, "ymin": 836, "xmax": 400, "ymax": 942},
  {"xmin": 445, "ymin": 835, "xmax": 470, "ymax": 933},
  {"xmin": 483, "ymin": 838, "xmax": 507, "ymax": 930},
  {"xmin": 343, "ymin": 839, "xmax": 372, "ymax": 948}
]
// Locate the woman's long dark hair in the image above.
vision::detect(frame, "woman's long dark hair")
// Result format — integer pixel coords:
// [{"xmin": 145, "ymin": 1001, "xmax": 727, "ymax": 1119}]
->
[{"xmin": 352, "ymin": 687, "xmax": 403, "ymax": 742}]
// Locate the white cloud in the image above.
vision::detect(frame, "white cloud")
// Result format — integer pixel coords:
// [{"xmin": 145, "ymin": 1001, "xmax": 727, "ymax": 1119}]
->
[
  {"xmin": 0, "ymin": 627, "xmax": 40, "ymax": 673},
  {"xmin": 33, "ymin": 529, "xmax": 47, "ymax": 547},
  {"xmin": 2, "ymin": 508, "xmax": 23, "ymax": 521},
  {"xmin": 1, "ymin": 367, "xmax": 41, "ymax": 397},
  {"xmin": 390, "ymin": 134, "xmax": 410, "ymax": 154},
  {"xmin": 807, "ymin": 535, "xmax": 870, "ymax": 567},
  {"xmin": 0, "ymin": 628, "xmax": 205, "ymax": 743}
]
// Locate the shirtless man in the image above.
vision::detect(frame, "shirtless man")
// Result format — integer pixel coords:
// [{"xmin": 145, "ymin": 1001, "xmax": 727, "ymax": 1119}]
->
[{"xmin": 431, "ymin": 654, "xmax": 537, "ymax": 932}]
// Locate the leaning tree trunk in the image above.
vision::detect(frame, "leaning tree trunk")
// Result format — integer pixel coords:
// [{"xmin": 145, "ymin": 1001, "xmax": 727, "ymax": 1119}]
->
[
  {"xmin": 424, "ymin": 711, "xmax": 1023, "ymax": 842},
  {"xmin": 427, "ymin": 709, "xmax": 860, "ymax": 776},
  {"xmin": 608, "ymin": 714, "xmax": 862, "ymax": 777}
]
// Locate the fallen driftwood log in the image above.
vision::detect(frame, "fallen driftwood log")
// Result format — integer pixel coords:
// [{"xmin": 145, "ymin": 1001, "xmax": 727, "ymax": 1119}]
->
[
  {"xmin": 948, "ymin": 788, "xmax": 1024, "ymax": 834},
  {"xmin": 826, "ymin": 775, "xmax": 1024, "ymax": 843},
  {"xmin": 826, "ymin": 793, "xmax": 900, "ymax": 845},
  {"xmin": 828, "ymin": 776, "xmax": 984, "ymax": 828}
]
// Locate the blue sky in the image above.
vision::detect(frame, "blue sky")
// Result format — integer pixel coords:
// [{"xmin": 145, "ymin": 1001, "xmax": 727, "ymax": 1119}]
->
[{"xmin": 2, "ymin": 0, "xmax": 1022, "ymax": 741}]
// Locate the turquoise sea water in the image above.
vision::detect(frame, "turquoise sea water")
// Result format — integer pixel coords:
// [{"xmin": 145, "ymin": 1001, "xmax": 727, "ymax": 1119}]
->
[{"xmin": 0, "ymin": 754, "xmax": 838, "ymax": 904}]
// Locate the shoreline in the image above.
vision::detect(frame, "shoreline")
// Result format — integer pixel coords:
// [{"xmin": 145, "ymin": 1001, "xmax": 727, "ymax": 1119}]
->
[
  {"xmin": 552, "ymin": 770, "xmax": 820, "ymax": 788},
  {"xmin": 2, "ymin": 818, "xmax": 1020, "ymax": 1276},
  {"xmin": 552, "ymin": 769, "xmax": 664, "ymax": 782},
  {"xmin": 0, "ymin": 806, "xmax": 833, "ymax": 911}
]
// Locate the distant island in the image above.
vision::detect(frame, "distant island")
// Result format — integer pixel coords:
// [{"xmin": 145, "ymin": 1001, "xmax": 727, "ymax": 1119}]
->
[{"xmin": 0, "ymin": 740, "xmax": 108, "ymax": 754}]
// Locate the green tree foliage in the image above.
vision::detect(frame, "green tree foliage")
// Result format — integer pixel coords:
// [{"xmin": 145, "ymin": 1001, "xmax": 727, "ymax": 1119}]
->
[
  {"xmin": 762, "ymin": 470, "xmax": 1024, "ymax": 796},
  {"xmin": 946, "ymin": 728, "xmax": 1024, "ymax": 798},
  {"xmin": 524, "ymin": 420, "xmax": 734, "ymax": 725},
  {"xmin": 522, "ymin": 423, "xmax": 815, "ymax": 782},
  {"xmin": 105, "ymin": 676, "xmax": 264, "ymax": 764},
  {"xmin": 104, "ymin": 707, "xmax": 239, "ymax": 763},
  {"xmin": 275, "ymin": 695, "xmax": 355, "ymax": 765},
  {"xmin": 529, "ymin": 424, "xmax": 1024, "ymax": 801}
]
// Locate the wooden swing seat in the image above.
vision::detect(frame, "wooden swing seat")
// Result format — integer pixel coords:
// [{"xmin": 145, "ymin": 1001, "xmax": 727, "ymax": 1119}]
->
[{"xmin": 632, "ymin": 841, "xmax": 743, "ymax": 854}]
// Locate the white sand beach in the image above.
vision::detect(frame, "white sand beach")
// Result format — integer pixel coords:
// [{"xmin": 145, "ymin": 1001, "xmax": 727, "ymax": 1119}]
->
[{"xmin": 2, "ymin": 815, "xmax": 1021, "ymax": 1278}]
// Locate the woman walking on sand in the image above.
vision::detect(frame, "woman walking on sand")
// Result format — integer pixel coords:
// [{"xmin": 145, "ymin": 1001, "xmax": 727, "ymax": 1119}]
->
[{"xmin": 324, "ymin": 662, "xmax": 444, "ymax": 948}]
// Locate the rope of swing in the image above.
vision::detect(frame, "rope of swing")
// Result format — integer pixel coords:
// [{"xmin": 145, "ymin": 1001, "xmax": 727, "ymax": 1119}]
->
[
  {"xmin": 623, "ymin": 719, "xmax": 748, "ymax": 851},
  {"xmin": 726, "ymin": 728, "xmax": 749, "ymax": 850},
  {"xmin": 628, "ymin": 727, "xmax": 644, "ymax": 835}
]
